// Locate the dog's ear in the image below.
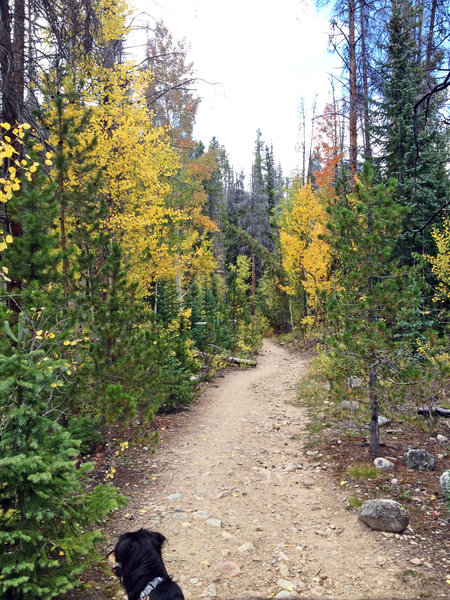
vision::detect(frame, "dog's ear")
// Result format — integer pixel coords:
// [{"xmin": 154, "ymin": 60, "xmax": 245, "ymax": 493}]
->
[{"xmin": 149, "ymin": 531, "xmax": 166, "ymax": 551}]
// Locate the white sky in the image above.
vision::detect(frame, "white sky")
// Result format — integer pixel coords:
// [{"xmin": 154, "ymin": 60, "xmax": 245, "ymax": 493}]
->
[{"xmin": 129, "ymin": 0, "xmax": 339, "ymax": 177}]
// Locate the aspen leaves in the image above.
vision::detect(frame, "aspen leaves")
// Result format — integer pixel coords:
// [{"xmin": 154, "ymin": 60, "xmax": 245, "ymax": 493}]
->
[{"xmin": 279, "ymin": 182, "xmax": 332, "ymax": 325}]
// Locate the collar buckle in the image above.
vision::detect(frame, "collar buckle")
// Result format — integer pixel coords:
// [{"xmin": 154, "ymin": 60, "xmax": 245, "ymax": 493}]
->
[{"xmin": 139, "ymin": 577, "xmax": 164, "ymax": 599}]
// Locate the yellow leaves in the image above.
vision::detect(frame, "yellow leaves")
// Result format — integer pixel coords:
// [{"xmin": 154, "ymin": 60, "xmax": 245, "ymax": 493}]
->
[
  {"xmin": 96, "ymin": 0, "xmax": 131, "ymax": 46},
  {"xmin": 0, "ymin": 233, "xmax": 12, "ymax": 252},
  {"xmin": 0, "ymin": 264, "xmax": 10, "ymax": 282},
  {"xmin": 425, "ymin": 217, "xmax": 450, "ymax": 303},
  {"xmin": 1, "ymin": 123, "xmax": 38, "ymax": 202},
  {"xmin": 278, "ymin": 283, "xmax": 295, "ymax": 296},
  {"xmin": 36, "ymin": 8, "xmax": 216, "ymax": 297},
  {"xmin": 279, "ymin": 181, "xmax": 332, "ymax": 326},
  {"xmin": 106, "ymin": 467, "xmax": 116, "ymax": 479}
]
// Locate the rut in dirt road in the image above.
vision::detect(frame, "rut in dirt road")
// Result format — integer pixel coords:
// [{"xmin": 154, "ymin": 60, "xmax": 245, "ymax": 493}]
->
[{"xmin": 108, "ymin": 340, "xmax": 435, "ymax": 600}]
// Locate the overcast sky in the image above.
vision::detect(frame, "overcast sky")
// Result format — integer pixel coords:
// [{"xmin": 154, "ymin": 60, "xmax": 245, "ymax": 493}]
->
[{"xmin": 130, "ymin": 0, "xmax": 339, "ymax": 177}]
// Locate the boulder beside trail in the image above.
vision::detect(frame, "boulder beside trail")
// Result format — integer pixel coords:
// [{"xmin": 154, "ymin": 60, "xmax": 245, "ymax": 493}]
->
[
  {"xmin": 404, "ymin": 448, "xmax": 435, "ymax": 471},
  {"xmin": 358, "ymin": 499, "xmax": 409, "ymax": 533},
  {"xmin": 440, "ymin": 470, "xmax": 450, "ymax": 494},
  {"xmin": 374, "ymin": 457, "xmax": 395, "ymax": 471}
]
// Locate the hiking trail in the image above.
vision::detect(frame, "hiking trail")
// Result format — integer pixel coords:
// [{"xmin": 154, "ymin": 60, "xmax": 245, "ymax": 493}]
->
[{"xmin": 105, "ymin": 339, "xmax": 440, "ymax": 599}]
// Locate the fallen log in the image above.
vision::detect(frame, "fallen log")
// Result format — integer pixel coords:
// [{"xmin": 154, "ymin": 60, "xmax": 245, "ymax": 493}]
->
[
  {"xmin": 226, "ymin": 355, "xmax": 257, "ymax": 367},
  {"xmin": 200, "ymin": 345, "xmax": 257, "ymax": 367},
  {"xmin": 417, "ymin": 407, "xmax": 450, "ymax": 418}
]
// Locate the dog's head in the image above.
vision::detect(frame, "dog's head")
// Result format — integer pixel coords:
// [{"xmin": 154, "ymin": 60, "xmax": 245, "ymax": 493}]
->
[
  {"xmin": 108, "ymin": 529, "xmax": 185, "ymax": 600},
  {"xmin": 108, "ymin": 530, "xmax": 168, "ymax": 592}
]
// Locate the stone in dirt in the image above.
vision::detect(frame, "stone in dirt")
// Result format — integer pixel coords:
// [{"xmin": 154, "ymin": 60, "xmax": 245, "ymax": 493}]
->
[
  {"xmin": 217, "ymin": 489, "xmax": 232, "ymax": 499},
  {"xmin": 340, "ymin": 400, "xmax": 359, "ymax": 410},
  {"xmin": 374, "ymin": 457, "xmax": 395, "ymax": 471},
  {"xmin": 358, "ymin": 499, "xmax": 409, "ymax": 533},
  {"xmin": 314, "ymin": 529, "xmax": 327, "ymax": 537},
  {"xmin": 217, "ymin": 561, "xmax": 241, "ymax": 576},
  {"xmin": 403, "ymin": 449, "xmax": 435, "ymax": 471},
  {"xmin": 238, "ymin": 541, "xmax": 256, "ymax": 554},
  {"xmin": 206, "ymin": 518, "xmax": 222, "ymax": 527},
  {"xmin": 193, "ymin": 511, "xmax": 210, "ymax": 519},
  {"xmin": 167, "ymin": 492, "xmax": 182, "ymax": 501},
  {"xmin": 410, "ymin": 558, "xmax": 422, "ymax": 566},
  {"xmin": 440, "ymin": 470, "xmax": 450, "ymax": 493},
  {"xmin": 436, "ymin": 434, "xmax": 447, "ymax": 443},
  {"xmin": 277, "ymin": 579, "xmax": 297, "ymax": 590},
  {"xmin": 200, "ymin": 583, "xmax": 217, "ymax": 597}
]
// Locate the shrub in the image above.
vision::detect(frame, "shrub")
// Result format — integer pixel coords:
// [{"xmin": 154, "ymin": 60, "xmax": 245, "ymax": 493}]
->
[
  {"xmin": 0, "ymin": 315, "xmax": 127, "ymax": 599},
  {"xmin": 67, "ymin": 415, "xmax": 102, "ymax": 453}
]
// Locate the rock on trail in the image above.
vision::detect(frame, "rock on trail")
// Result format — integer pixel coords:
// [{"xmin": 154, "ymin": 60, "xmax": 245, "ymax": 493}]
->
[{"xmin": 106, "ymin": 340, "xmax": 432, "ymax": 599}]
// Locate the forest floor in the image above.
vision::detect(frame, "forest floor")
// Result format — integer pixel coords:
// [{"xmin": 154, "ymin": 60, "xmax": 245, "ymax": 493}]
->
[{"xmin": 65, "ymin": 339, "xmax": 449, "ymax": 600}]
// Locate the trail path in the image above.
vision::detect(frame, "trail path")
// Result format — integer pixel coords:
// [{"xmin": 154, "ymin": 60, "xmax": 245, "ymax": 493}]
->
[{"xmin": 107, "ymin": 340, "xmax": 430, "ymax": 600}]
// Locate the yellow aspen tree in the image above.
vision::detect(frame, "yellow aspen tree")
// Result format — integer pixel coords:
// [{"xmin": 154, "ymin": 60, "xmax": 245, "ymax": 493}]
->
[
  {"xmin": 279, "ymin": 181, "xmax": 332, "ymax": 327},
  {"xmin": 426, "ymin": 218, "xmax": 450, "ymax": 304},
  {"xmin": 39, "ymin": 0, "xmax": 217, "ymax": 296},
  {"xmin": 0, "ymin": 122, "xmax": 35, "ymax": 257}
]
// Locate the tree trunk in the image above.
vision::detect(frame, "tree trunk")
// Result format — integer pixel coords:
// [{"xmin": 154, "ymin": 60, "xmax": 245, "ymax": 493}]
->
[
  {"xmin": 1, "ymin": 0, "xmax": 25, "ymax": 312},
  {"xmin": 307, "ymin": 95, "xmax": 317, "ymax": 182},
  {"xmin": 348, "ymin": 0, "xmax": 358, "ymax": 180},
  {"xmin": 425, "ymin": 0, "xmax": 437, "ymax": 87},
  {"xmin": 415, "ymin": 0, "xmax": 424, "ymax": 63},
  {"xmin": 368, "ymin": 359, "xmax": 379, "ymax": 457},
  {"xmin": 251, "ymin": 253, "xmax": 256, "ymax": 316},
  {"xmin": 13, "ymin": 0, "xmax": 24, "ymax": 102},
  {"xmin": 359, "ymin": 0, "xmax": 372, "ymax": 158},
  {"xmin": 300, "ymin": 98, "xmax": 306, "ymax": 185}
]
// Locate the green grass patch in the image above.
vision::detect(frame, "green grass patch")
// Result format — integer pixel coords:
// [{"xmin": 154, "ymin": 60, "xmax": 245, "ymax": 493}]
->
[
  {"xmin": 346, "ymin": 495, "xmax": 364, "ymax": 510},
  {"xmin": 397, "ymin": 569, "xmax": 423, "ymax": 583},
  {"xmin": 397, "ymin": 485, "xmax": 412, "ymax": 502},
  {"xmin": 346, "ymin": 462, "xmax": 380, "ymax": 479}
]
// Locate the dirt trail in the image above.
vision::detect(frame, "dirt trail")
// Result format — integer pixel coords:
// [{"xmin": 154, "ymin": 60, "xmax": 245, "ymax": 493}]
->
[{"xmin": 107, "ymin": 339, "xmax": 431, "ymax": 600}]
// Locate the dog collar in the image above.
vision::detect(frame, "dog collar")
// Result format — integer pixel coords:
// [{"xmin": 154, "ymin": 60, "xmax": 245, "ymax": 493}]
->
[{"xmin": 139, "ymin": 577, "xmax": 164, "ymax": 599}]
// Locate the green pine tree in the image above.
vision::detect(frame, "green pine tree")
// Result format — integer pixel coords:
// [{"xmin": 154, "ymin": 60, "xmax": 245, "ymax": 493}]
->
[
  {"xmin": 0, "ymin": 314, "xmax": 126, "ymax": 600},
  {"xmin": 379, "ymin": 0, "xmax": 450, "ymax": 265},
  {"xmin": 324, "ymin": 164, "xmax": 422, "ymax": 456}
]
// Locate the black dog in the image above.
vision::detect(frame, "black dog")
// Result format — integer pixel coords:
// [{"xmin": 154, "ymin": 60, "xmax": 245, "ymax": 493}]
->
[{"xmin": 108, "ymin": 529, "xmax": 184, "ymax": 600}]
